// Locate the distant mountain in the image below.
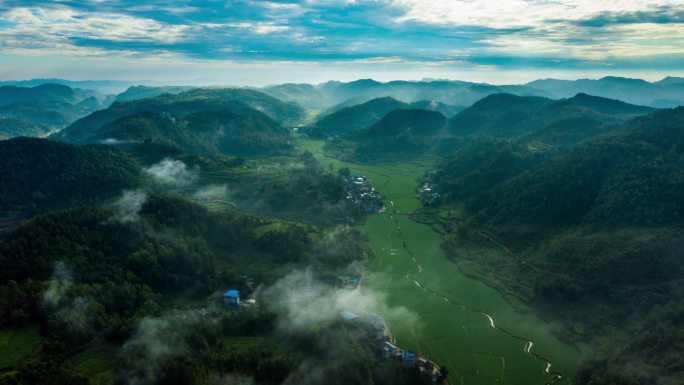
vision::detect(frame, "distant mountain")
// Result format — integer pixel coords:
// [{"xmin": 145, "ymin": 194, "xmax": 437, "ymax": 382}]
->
[
  {"xmin": 0, "ymin": 102, "xmax": 74, "ymax": 129},
  {"xmin": 318, "ymin": 97, "xmax": 462, "ymax": 123},
  {"xmin": 0, "ymin": 137, "xmax": 144, "ymax": 213},
  {"xmin": 317, "ymin": 96, "xmax": 377, "ymax": 117},
  {"xmin": 353, "ymin": 109, "xmax": 448, "ymax": 160},
  {"xmin": 56, "ymin": 88, "xmax": 306, "ymax": 140},
  {"xmin": 0, "ymin": 78, "xmax": 138, "ymax": 94},
  {"xmin": 114, "ymin": 85, "xmax": 195, "ymax": 102},
  {"xmin": 306, "ymin": 96, "xmax": 409, "ymax": 138},
  {"xmin": 526, "ymin": 76, "xmax": 684, "ymax": 107},
  {"xmin": 362, "ymin": 109, "xmax": 447, "ymax": 139},
  {"xmin": 0, "ymin": 83, "xmax": 79, "ymax": 106},
  {"xmin": 551, "ymin": 92, "xmax": 654, "ymax": 115},
  {"xmin": 655, "ymin": 76, "xmax": 684, "ymax": 86},
  {"xmin": 314, "ymin": 79, "xmax": 551, "ymax": 108},
  {"xmin": 260, "ymin": 83, "xmax": 326, "ymax": 110},
  {"xmin": 0, "ymin": 83, "xmax": 110, "ymax": 136},
  {"xmin": 433, "ymin": 94, "xmax": 662, "ymax": 217},
  {"xmin": 56, "ymin": 107, "xmax": 293, "ymax": 156},
  {"xmin": 322, "ymin": 92, "xmax": 652, "ymax": 162},
  {"xmin": 409, "ymin": 100, "xmax": 465, "ymax": 117},
  {"xmin": 0, "ymin": 119, "xmax": 51, "ymax": 139},
  {"xmin": 450, "ymin": 93, "xmax": 554, "ymax": 137},
  {"xmin": 449, "ymin": 93, "xmax": 654, "ymax": 145}
]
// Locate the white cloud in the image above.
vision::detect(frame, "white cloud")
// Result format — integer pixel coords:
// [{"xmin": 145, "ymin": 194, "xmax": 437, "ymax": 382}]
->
[
  {"xmin": 389, "ymin": 0, "xmax": 684, "ymax": 60},
  {"xmin": 392, "ymin": 1, "xmax": 684, "ymax": 29},
  {"xmin": 223, "ymin": 22, "xmax": 290, "ymax": 35},
  {"xmin": 145, "ymin": 158, "xmax": 197, "ymax": 187},
  {"xmin": 110, "ymin": 189, "xmax": 147, "ymax": 223},
  {"xmin": 483, "ymin": 22, "xmax": 684, "ymax": 60},
  {"xmin": 0, "ymin": 5, "xmax": 187, "ymax": 56}
]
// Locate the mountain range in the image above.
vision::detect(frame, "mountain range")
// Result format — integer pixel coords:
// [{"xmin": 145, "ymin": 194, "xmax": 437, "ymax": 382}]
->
[{"xmin": 0, "ymin": 83, "xmax": 112, "ymax": 138}]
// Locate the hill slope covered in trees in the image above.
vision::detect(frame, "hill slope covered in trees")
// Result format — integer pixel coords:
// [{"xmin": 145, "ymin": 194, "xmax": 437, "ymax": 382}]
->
[{"xmin": 0, "ymin": 137, "xmax": 144, "ymax": 214}]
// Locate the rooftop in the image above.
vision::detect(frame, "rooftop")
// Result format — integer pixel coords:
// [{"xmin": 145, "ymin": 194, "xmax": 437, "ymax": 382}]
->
[{"xmin": 340, "ymin": 310, "xmax": 360, "ymax": 321}]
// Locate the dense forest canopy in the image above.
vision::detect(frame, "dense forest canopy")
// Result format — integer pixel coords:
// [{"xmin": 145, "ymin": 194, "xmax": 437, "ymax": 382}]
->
[{"xmin": 0, "ymin": 137, "xmax": 145, "ymax": 214}]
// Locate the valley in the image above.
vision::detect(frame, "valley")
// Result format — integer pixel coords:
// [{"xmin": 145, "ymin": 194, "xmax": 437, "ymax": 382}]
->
[
  {"xmin": 1, "ymin": 77, "xmax": 683, "ymax": 385},
  {"xmin": 298, "ymin": 139, "xmax": 583, "ymax": 385}
]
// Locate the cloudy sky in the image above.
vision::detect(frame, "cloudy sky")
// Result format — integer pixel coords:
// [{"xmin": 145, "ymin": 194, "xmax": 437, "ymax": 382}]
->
[{"xmin": 0, "ymin": 0, "xmax": 683, "ymax": 85}]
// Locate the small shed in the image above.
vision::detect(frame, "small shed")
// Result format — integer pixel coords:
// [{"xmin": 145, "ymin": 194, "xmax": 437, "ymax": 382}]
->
[
  {"xmin": 381, "ymin": 341, "xmax": 399, "ymax": 359},
  {"xmin": 223, "ymin": 290, "xmax": 240, "ymax": 308}
]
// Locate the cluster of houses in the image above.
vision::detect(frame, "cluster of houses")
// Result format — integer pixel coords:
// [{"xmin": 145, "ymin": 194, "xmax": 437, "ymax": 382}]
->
[
  {"xmin": 417, "ymin": 182, "xmax": 441, "ymax": 206},
  {"xmin": 342, "ymin": 175, "xmax": 384, "ymax": 213},
  {"xmin": 339, "ymin": 310, "xmax": 444, "ymax": 383}
]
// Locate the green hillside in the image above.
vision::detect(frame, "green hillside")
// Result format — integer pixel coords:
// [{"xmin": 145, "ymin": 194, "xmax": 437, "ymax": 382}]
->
[
  {"xmin": 0, "ymin": 137, "xmax": 144, "ymax": 213},
  {"xmin": 0, "ymin": 119, "xmax": 51, "ymax": 139},
  {"xmin": 0, "ymin": 84, "xmax": 109, "ymax": 133},
  {"xmin": 306, "ymin": 96, "xmax": 408, "ymax": 138},
  {"xmin": 467, "ymin": 107, "xmax": 684, "ymax": 229},
  {"xmin": 56, "ymin": 88, "xmax": 306, "ymax": 142},
  {"xmin": 56, "ymin": 107, "xmax": 293, "ymax": 156},
  {"xmin": 449, "ymin": 93, "xmax": 654, "ymax": 144},
  {"xmin": 431, "ymin": 107, "xmax": 684, "ymax": 385}
]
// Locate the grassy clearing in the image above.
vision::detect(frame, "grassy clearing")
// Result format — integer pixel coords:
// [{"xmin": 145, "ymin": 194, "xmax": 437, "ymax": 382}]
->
[
  {"xmin": 253, "ymin": 221, "xmax": 318, "ymax": 238},
  {"xmin": 67, "ymin": 343, "xmax": 119, "ymax": 385},
  {"xmin": 0, "ymin": 326, "xmax": 42, "ymax": 369},
  {"xmin": 296, "ymin": 139, "xmax": 583, "ymax": 385}
]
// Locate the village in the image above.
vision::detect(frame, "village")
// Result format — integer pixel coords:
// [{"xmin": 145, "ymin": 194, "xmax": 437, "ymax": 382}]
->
[
  {"xmin": 341, "ymin": 174, "xmax": 385, "ymax": 214},
  {"xmin": 417, "ymin": 182, "xmax": 441, "ymax": 206},
  {"xmin": 338, "ymin": 309, "xmax": 445, "ymax": 383},
  {"xmin": 218, "ymin": 276, "xmax": 445, "ymax": 384},
  {"xmin": 214, "ymin": 173, "xmax": 443, "ymax": 384}
]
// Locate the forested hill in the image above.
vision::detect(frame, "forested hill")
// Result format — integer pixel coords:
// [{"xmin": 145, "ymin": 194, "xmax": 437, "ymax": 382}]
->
[
  {"xmin": 351, "ymin": 109, "xmax": 448, "ymax": 161},
  {"xmin": 55, "ymin": 88, "xmax": 306, "ymax": 142},
  {"xmin": 311, "ymin": 78, "xmax": 551, "ymax": 108},
  {"xmin": 0, "ymin": 83, "xmax": 83, "ymax": 106},
  {"xmin": 526, "ymin": 76, "xmax": 684, "ymax": 107},
  {"xmin": 465, "ymin": 106, "xmax": 684, "ymax": 229},
  {"xmin": 362, "ymin": 109, "xmax": 447, "ymax": 138},
  {"xmin": 0, "ymin": 137, "xmax": 144, "ymax": 213},
  {"xmin": 0, "ymin": 83, "xmax": 111, "ymax": 137},
  {"xmin": 113, "ymin": 85, "xmax": 194, "ymax": 102},
  {"xmin": 307, "ymin": 96, "xmax": 409, "ymax": 138},
  {"xmin": 449, "ymin": 93, "xmax": 655, "ymax": 142},
  {"xmin": 433, "ymin": 106, "xmax": 684, "ymax": 385},
  {"xmin": 0, "ymin": 119, "xmax": 51, "ymax": 140},
  {"xmin": 55, "ymin": 107, "xmax": 293, "ymax": 156}
]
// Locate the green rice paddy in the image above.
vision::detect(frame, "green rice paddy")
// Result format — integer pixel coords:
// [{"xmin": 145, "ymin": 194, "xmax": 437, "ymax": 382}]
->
[{"xmin": 297, "ymin": 139, "xmax": 583, "ymax": 385}]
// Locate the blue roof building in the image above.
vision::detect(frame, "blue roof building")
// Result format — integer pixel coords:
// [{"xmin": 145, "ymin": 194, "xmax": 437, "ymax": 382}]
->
[
  {"xmin": 223, "ymin": 290, "xmax": 240, "ymax": 308},
  {"xmin": 401, "ymin": 350, "xmax": 416, "ymax": 367}
]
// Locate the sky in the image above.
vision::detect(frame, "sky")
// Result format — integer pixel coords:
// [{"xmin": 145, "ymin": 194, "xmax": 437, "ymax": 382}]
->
[{"xmin": 0, "ymin": 0, "xmax": 683, "ymax": 85}]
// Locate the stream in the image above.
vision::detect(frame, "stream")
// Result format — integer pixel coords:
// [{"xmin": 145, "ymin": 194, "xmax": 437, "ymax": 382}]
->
[{"xmin": 386, "ymin": 211, "xmax": 562, "ymax": 384}]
